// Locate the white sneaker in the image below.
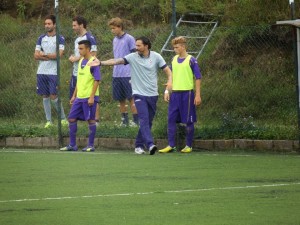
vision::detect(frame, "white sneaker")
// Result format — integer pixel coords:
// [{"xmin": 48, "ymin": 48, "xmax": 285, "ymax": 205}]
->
[{"xmin": 134, "ymin": 147, "xmax": 145, "ymax": 154}]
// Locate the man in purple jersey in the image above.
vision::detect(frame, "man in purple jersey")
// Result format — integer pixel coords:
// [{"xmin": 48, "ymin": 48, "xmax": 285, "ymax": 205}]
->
[
  {"xmin": 69, "ymin": 16, "xmax": 100, "ymax": 125},
  {"xmin": 159, "ymin": 36, "xmax": 202, "ymax": 154},
  {"xmin": 34, "ymin": 15, "xmax": 68, "ymax": 128},
  {"xmin": 108, "ymin": 17, "xmax": 139, "ymax": 127},
  {"xmin": 60, "ymin": 40, "xmax": 101, "ymax": 152}
]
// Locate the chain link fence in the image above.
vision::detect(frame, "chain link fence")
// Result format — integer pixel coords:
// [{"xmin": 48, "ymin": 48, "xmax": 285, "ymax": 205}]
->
[
  {"xmin": 199, "ymin": 25, "xmax": 297, "ymax": 139},
  {"xmin": 0, "ymin": 14, "xmax": 297, "ymax": 140}
]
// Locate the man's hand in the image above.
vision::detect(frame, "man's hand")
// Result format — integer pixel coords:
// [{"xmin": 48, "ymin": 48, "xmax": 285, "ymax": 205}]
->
[
  {"xmin": 70, "ymin": 96, "xmax": 76, "ymax": 105},
  {"xmin": 164, "ymin": 82, "xmax": 172, "ymax": 92},
  {"xmin": 88, "ymin": 58, "xmax": 101, "ymax": 67},
  {"xmin": 164, "ymin": 91, "xmax": 170, "ymax": 102},
  {"xmin": 194, "ymin": 95, "xmax": 201, "ymax": 106},
  {"xmin": 69, "ymin": 55, "xmax": 76, "ymax": 63},
  {"xmin": 36, "ymin": 51, "xmax": 49, "ymax": 61},
  {"xmin": 88, "ymin": 97, "xmax": 94, "ymax": 106}
]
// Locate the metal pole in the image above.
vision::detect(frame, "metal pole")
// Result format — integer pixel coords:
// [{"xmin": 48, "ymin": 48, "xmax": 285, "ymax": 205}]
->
[
  {"xmin": 55, "ymin": 0, "xmax": 63, "ymax": 147},
  {"xmin": 172, "ymin": 0, "xmax": 176, "ymax": 37},
  {"xmin": 290, "ymin": 0, "xmax": 295, "ymax": 19},
  {"xmin": 290, "ymin": 0, "xmax": 300, "ymax": 149}
]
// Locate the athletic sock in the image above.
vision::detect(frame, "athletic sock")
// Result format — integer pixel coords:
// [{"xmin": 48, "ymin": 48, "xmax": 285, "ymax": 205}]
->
[
  {"xmin": 121, "ymin": 113, "xmax": 129, "ymax": 125},
  {"xmin": 168, "ymin": 121, "xmax": 177, "ymax": 147},
  {"xmin": 51, "ymin": 98, "xmax": 66, "ymax": 120},
  {"xmin": 133, "ymin": 113, "xmax": 139, "ymax": 125},
  {"xmin": 43, "ymin": 97, "xmax": 51, "ymax": 122},
  {"xmin": 186, "ymin": 123, "xmax": 195, "ymax": 147},
  {"xmin": 88, "ymin": 123, "xmax": 97, "ymax": 146},
  {"xmin": 69, "ymin": 122, "xmax": 77, "ymax": 147}
]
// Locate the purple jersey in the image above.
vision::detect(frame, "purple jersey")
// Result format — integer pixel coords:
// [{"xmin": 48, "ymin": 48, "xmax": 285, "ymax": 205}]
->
[
  {"xmin": 112, "ymin": 33, "xmax": 135, "ymax": 78},
  {"xmin": 170, "ymin": 56, "xmax": 202, "ymax": 79},
  {"xmin": 76, "ymin": 58, "xmax": 101, "ymax": 102}
]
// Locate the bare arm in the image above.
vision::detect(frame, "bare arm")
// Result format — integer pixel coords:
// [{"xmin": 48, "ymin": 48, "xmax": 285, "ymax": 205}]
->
[
  {"xmin": 45, "ymin": 49, "xmax": 64, "ymax": 60},
  {"xmin": 194, "ymin": 79, "xmax": 201, "ymax": 106},
  {"xmin": 162, "ymin": 66, "xmax": 172, "ymax": 102},
  {"xmin": 163, "ymin": 66, "xmax": 172, "ymax": 91},
  {"xmin": 69, "ymin": 51, "xmax": 96, "ymax": 63},
  {"xmin": 88, "ymin": 80, "xmax": 100, "ymax": 106},
  {"xmin": 88, "ymin": 58, "xmax": 125, "ymax": 67},
  {"xmin": 70, "ymin": 86, "xmax": 77, "ymax": 104},
  {"xmin": 35, "ymin": 49, "xmax": 64, "ymax": 61},
  {"xmin": 34, "ymin": 50, "xmax": 48, "ymax": 61},
  {"xmin": 69, "ymin": 55, "xmax": 81, "ymax": 63}
]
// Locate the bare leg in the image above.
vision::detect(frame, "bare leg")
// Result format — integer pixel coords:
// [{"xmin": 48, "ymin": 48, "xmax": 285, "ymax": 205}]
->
[
  {"xmin": 129, "ymin": 98, "xmax": 139, "ymax": 125},
  {"xmin": 119, "ymin": 99, "xmax": 128, "ymax": 125}
]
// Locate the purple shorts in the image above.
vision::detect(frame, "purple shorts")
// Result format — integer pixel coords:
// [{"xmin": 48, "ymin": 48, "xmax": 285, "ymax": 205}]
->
[
  {"xmin": 36, "ymin": 74, "xmax": 58, "ymax": 95},
  {"xmin": 68, "ymin": 98, "xmax": 97, "ymax": 121},
  {"xmin": 112, "ymin": 77, "xmax": 132, "ymax": 101},
  {"xmin": 168, "ymin": 90, "xmax": 197, "ymax": 124}
]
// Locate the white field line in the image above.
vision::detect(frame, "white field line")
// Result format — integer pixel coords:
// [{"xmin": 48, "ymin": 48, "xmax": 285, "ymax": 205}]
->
[
  {"xmin": 0, "ymin": 150, "xmax": 122, "ymax": 155},
  {"xmin": 1, "ymin": 183, "xmax": 299, "ymax": 204},
  {"xmin": 1, "ymin": 150, "xmax": 300, "ymax": 158}
]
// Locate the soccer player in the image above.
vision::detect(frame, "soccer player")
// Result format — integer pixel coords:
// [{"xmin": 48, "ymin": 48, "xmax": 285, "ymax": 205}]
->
[
  {"xmin": 108, "ymin": 17, "xmax": 138, "ymax": 127},
  {"xmin": 159, "ymin": 36, "xmax": 202, "ymax": 153},
  {"xmin": 60, "ymin": 40, "xmax": 101, "ymax": 152},
  {"xmin": 89, "ymin": 36, "xmax": 172, "ymax": 155},
  {"xmin": 34, "ymin": 15, "xmax": 67, "ymax": 128},
  {"xmin": 69, "ymin": 16, "xmax": 100, "ymax": 124}
]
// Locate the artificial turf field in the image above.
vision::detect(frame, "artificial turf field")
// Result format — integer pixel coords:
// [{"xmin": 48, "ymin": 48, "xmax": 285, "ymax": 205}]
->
[{"xmin": 0, "ymin": 148, "xmax": 299, "ymax": 225}]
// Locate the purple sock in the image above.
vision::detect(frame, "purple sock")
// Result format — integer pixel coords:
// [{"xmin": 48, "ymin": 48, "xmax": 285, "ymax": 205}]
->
[
  {"xmin": 88, "ymin": 123, "xmax": 97, "ymax": 146},
  {"xmin": 168, "ymin": 121, "xmax": 177, "ymax": 147},
  {"xmin": 186, "ymin": 123, "xmax": 194, "ymax": 147},
  {"xmin": 69, "ymin": 122, "xmax": 77, "ymax": 147}
]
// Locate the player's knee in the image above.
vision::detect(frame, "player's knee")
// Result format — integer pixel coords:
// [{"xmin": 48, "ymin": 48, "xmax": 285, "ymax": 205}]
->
[
  {"xmin": 69, "ymin": 118, "xmax": 76, "ymax": 123},
  {"xmin": 50, "ymin": 95, "xmax": 57, "ymax": 100},
  {"xmin": 88, "ymin": 120, "xmax": 96, "ymax": 125}
]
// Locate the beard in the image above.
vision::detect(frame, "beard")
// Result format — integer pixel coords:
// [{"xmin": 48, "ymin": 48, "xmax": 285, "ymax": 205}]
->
[{"xmin": 45, "ymin": 27, "xmax": 54, "ymax": 32}]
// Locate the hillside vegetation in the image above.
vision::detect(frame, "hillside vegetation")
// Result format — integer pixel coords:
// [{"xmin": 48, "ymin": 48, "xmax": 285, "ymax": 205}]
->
[{"xmin": 0, "ymin": 0, "xmax": 298, "ymax": 26}]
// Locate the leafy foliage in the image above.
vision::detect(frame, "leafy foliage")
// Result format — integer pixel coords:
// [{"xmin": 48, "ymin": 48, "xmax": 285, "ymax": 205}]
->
[{"xmin": 1, "ymin": 0, "xmax": 299, "ymax": 25}]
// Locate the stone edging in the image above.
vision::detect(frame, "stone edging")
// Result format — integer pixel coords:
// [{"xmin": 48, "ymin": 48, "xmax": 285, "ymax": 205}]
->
[{"xmin": 0, "ymin": 137, "xmax": 299, "ymax": 152}]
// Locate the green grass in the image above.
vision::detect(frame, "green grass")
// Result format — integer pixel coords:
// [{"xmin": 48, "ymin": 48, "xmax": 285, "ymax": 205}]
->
[
  {"xmin": 0, "ymin": 149, "xmax": 299, "ymax": 225},
  {"xmin": 0, "ymin": 117, "xmax": 297, "ymax": 140}
]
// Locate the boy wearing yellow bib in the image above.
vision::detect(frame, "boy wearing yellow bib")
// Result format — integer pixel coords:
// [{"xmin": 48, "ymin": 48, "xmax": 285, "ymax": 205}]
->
[
  {"xmin": 60, "ymin": 40, "xmax": 101, "ymax": 152},
  {"xmin": 159, "ymin": 36, "xmax": 202, "ymax": 153}
]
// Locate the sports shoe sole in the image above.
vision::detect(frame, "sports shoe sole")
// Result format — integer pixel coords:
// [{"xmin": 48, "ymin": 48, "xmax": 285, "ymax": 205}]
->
[
  {"xmin": 159, "ymin": 147, "xmax": 177, "ymax": 153},
  {"xmin": 82, "ymin": 148, "xmax": 95, "ymax": 152},
  {"xmin": 149, "ymin": 145, "xmax": 157, "ymax": 155}
]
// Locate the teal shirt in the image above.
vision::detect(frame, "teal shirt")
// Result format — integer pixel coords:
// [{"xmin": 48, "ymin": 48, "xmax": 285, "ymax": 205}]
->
[{"xmin": 124, "ymin": 51, "xmax": 166, "ymax": 96}]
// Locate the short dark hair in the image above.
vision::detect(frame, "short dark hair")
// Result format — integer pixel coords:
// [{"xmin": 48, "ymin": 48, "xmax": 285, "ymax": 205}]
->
[
  {"xmin": 45, "ymin": 15, "xmax": 56, "ymax": 24},
  {"xmin": 136, "ymin": 36, "xmax": 151, "ymax": 49},
  {"xmin": 78, "ymin": 40, "xmax": 91, "ymax": 50},
  {"xmin": 73, "ymin": 15, "xmax": 87, "ymax": 29}
]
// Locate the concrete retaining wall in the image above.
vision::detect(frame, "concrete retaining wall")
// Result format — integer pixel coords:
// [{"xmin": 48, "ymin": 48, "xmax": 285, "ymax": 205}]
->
[{"xmin": 0, "ymin": 137, "xmax": 299, "ymax": 152}]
